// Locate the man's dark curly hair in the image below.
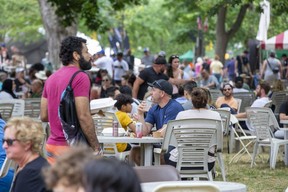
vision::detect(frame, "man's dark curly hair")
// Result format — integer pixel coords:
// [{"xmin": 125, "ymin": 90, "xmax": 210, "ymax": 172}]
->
[{"xmin": 59, "ymin": 36, "xmax": 87, "ymax": 66}]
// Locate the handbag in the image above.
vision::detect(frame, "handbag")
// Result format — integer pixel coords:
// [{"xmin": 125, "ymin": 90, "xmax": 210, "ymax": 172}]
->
[
  {"xmin": 267, "ymin": 59, "xmax": 279, "ymax": 74},
  {"xmin": 59, "ymin": 70, "xmax": 90, "ymax": 146}
]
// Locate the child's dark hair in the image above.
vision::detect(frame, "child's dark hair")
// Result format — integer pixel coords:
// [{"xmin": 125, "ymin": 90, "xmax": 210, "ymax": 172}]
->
[{"xmin": 114, "ymin": 94, "xmax": 134, "ymax": 110}]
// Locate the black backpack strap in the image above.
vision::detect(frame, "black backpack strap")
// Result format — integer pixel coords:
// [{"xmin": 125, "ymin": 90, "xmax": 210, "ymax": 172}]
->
[{"xmin": 68, "ymin": 70, "xmax": 86, "ymax": 87}]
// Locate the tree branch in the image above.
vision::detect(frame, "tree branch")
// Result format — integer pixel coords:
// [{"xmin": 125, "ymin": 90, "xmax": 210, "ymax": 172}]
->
[{"xmin": 227, "ymin": 3, "xmax": 250, "ymax": 39}]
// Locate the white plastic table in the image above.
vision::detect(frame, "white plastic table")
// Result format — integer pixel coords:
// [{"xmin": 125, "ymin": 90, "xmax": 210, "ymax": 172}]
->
[
  {"xmin": 98, "ymin": 136, "xmax": 163, "ymax": 166},
  {"xmin": 141, "ymin": 181, "xmax": 247, "ymax": 192}
]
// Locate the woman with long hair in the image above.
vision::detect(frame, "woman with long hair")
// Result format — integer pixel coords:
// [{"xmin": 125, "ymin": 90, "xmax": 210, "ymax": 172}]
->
[
  {"xmin": 166, "ymin": 55, "xmax": 188, "ymax": 98},
  {"xmin": 0, "ymin": 79, "xmax": 17, "ymax": 99}
]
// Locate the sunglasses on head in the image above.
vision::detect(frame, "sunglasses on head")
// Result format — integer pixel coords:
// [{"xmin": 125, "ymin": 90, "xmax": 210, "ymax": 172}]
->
[
  {"xmin": 152, "ymin": 81, "xmax": 163, "ymax": 90},
  {"xmin": 3, "ymin": 138, "xmax": 18, "ymax": 146},
  {"xmin": 171, "ymin": 55, "xmax": 179, "ymax": 59}
]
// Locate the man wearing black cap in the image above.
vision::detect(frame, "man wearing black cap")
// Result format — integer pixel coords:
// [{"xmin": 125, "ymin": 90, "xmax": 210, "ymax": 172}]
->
[
  {"xmin": 136, "ymin": 79, "xmax": 184, "ymax": 136},
  {"xmin": 132, "ymin": 56, "xmax": 169, "ymax": 100}
]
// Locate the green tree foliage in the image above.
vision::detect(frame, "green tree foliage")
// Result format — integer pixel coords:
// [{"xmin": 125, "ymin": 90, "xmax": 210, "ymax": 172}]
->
[
  {"xmin": 0, "ymin": 0, "xmax": 43, "ymax": 43},
  {"xmin": 47, "ymin": 0, "xmax": 143, "ymax": 32}
]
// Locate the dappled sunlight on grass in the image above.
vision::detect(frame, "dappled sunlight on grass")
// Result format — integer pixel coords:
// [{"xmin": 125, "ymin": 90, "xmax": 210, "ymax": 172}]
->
[{"xmin": 214, "ymin": 152, "xmax": 288, "ymax": 191}]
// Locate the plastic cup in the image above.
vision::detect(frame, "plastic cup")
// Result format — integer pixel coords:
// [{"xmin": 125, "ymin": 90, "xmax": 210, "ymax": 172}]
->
[
  {"xmin": 144, "ymin": 100, "xmax": 152, "ymax": 111},
  {"xmin": 136, "ymin": 122, "xmax": 143, "ymax": 138}
]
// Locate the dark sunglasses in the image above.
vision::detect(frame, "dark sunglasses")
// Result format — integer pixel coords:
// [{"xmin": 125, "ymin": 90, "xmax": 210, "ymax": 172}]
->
[
  {"xmin": 102, "ymin": 79, "xmax": 109, "ymax": 82},
  {"xmin": 3, "ymin": 138, "xmax": 18, "ymax": 146}
]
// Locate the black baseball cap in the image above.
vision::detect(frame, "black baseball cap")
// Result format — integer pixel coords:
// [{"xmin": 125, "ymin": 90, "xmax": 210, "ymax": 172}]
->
[
  {"xmin": 154, "ymin": 56, "xmax": 167, "ymax": 65},
  {"xmin": 148, "ymin": 79, "xmax": 173, "ymax": 96}
]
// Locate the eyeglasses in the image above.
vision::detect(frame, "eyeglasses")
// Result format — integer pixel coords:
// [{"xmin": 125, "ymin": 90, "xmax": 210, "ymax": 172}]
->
[
  {"xmin": 102, "ymin": 79, "xmax": 109, "ymax": 82},
  {"xmin": 223, "ymin": 88, "xmax": 232, "ymax": 91},
  {"xmin": 2, "ymin": 138, "xmax": 19, "ymax": 146}
]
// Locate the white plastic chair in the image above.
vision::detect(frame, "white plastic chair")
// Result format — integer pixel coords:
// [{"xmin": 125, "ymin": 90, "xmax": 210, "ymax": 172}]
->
[
  {"xmin": 233, "ymin": 92, "xmax": 255, "ymax": 113},
  {"xmin": 0, "ymin": 99, "xmax": 25, "ymax": 117},
  {"xmin": 214, "ymin": 108, "xmax": 231, "ymax": 181},
  {"xmin": 152, "ymin": 182, "xmax": 220, "ymax": 192},
  {"xmin": 271, "ymin": 91, "xmax": 288, "ymax": 118},
  {"xmin": 234, "ymin": 98, "xmax": 242, "ymax": 114},
  {"xmin": 92, "ymin": 111, "xmax": 130, "ymax": 161},
  {"xmin": 154, "ymin": 118, "xmax": 221, "ymax": 181},
  {"xmin": 246, "ymin": 107, "xmax": 288, "ymax": 169},
  {"xmin": 24, "ymin": 98, "xmax": 41, "ymax": 118},
  {"xmin": 0, "ymin": 158, "xmax": 15, "ymax": 178},
  {"xmin": 0, "ymin": 102, "xmax": 14, "ymax": 122}
]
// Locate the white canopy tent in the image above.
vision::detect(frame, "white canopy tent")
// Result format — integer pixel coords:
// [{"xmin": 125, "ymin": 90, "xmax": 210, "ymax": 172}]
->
[{"xmin": 260, "ymin": 30, "xmax": 288, "ymax": 50}]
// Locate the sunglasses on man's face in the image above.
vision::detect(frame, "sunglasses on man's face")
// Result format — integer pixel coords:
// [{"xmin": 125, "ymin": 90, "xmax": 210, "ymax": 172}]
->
[{"xmin": 2, "ymin": 138, "xmax": 18, "ymax": 146}]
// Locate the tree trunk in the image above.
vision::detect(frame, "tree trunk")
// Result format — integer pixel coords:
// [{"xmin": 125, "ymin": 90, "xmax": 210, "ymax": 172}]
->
[
  {"xmin": 215, "ymin": 6, "xmax": 228, "ymax": 63},
  {"xmin": 215, "ymin": 4, "xmax": 250, "ymax": 64},
  {"xmin": 38, "ymin": 0, "xmax": 77, "ymax": 70}
]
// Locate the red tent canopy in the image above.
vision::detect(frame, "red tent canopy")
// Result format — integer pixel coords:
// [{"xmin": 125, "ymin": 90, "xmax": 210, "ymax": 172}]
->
[{"xmin": 260, "ymin": 30, "xmax": 288, "ymax": 50}]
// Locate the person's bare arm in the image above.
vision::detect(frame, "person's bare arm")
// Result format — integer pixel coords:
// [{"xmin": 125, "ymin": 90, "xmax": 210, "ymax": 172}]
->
[
  {"xmin": 40, "ymin": 97, "xmax": 48, "ymax": 122},
  {"xmin": 280, "ymin": 113, "xmax": 288, "ymax": 120},
  {"xmin": 128, "ymin": 122, "xmax": 136, "ymax": 132},
  {"xmin": 75, "ymin": 96, "xmax": 100, "ymax": 151},
  {"xmin": 137, "ymin": 102, "xmax": 153, "ymax": 136},
  {"xmin": 260, "ymin": 60, "xmax": 267, "ymax": 78},
  {"xmin": 235, "ymin": 112, "xmax": 247, "ymax": 118},
  {"xmin": 132, "ymin": 77, "xmax": 144, "ymax": 98}
]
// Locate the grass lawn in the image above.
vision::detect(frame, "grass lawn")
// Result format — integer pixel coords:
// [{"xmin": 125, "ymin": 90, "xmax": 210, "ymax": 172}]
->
[{"xmin": 214, "ymin": 147, "xmax": 288, "ymax": 192}]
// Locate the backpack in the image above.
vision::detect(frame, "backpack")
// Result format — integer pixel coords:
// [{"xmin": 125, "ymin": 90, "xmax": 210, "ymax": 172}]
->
[{"xmin": 58, "ymin": 70, "xmax": 90, "ymax": 146}]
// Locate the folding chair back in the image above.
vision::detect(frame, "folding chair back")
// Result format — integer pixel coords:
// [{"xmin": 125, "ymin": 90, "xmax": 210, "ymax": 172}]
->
[
  {"xmin": 233, "ymin": 92, "xmax": 255, "ymax": 113},
  {"xmin": 271, "ymin": 91, "xmax": 288, "ymax": 117},
  {"xmin": 24, "ymin": 98, "xmax": 41, "ymax": 118},
  {"xmin": 209, "ymin": 89, "xmax": 222, "ymax": 104}
]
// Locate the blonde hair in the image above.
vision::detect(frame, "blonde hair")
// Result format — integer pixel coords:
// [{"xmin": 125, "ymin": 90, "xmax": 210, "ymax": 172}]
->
[{"xmin": 5, "ymin": 117, "xmax": 44, "ymax": 153}]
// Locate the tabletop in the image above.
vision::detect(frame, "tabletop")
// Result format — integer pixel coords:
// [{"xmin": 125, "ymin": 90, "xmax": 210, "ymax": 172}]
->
[
  {"xmin": 141, "ymin": 181, "xmax": 247, "ymax": 192},
  {"xmin": 97, "ymin": 136, "xmax": 163, "ymax": 143}
]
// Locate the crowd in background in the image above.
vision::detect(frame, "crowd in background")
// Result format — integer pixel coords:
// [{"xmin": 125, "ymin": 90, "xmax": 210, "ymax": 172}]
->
[{"xmin": 0, "ymin": 38, "xmax": 288, "ymax": 192}]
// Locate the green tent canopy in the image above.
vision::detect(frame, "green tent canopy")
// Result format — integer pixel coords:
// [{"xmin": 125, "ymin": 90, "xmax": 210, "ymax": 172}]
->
[{"xmin": 179, "ymin": 50, "xmax": 194, "ymax": 62}]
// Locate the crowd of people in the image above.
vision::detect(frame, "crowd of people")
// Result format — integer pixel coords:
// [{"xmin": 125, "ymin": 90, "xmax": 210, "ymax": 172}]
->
[{"xmin": 0, "ymin": 36, "xmax": 288, "ymax": 191}]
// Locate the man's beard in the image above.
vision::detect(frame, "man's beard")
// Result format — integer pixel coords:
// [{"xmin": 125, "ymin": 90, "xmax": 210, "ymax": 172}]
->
[{"xmin": 79, "ymin": 55, "xmax": 92, "ymax": 70}]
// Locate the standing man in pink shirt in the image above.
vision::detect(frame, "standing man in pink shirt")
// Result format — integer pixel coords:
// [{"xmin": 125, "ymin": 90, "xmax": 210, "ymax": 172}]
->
[{"xmin": 40, "ymin": 36, "xmax": 101, "ymax": 164}]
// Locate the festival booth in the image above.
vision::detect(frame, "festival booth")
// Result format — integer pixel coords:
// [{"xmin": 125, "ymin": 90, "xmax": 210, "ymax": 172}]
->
[
  {"xmin": 259, "ymin": 30, "xmax": 288, "ymax": 59},
  {"xmin": 260, "ymin": 30, "xmax": 288, "ymax": 50}
]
